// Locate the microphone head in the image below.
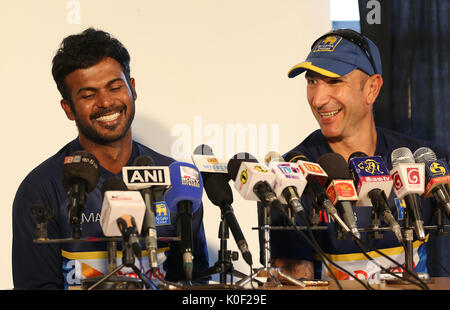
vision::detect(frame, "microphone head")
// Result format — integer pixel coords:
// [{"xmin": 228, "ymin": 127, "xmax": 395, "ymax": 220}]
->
[
  {"xmin": 62, "ymin": 151, "xmax": 100, "ymax": 193},
  {"xmin": 101, "ymin": 176, "xmax": 128, "ymax": 197},
  {"xmin": 413, "ymin": 147, "xmax": 437, "ymax": 163},
  {"xmin": 317, "ymin": 152, "xmax": 352, "ymax": 179},
  {"xmin": 100, "ymin": 176, "xmax": 146, "ymax": 237},
  {"xmin": 391, "ymin": 147, "xmax": 415, "ymax": 166},
  {"xmin": 164, "ymin": 161, "xmax": 203, "ymax": 213},
  {"xmin": 284, "ymin": 150, "xmax": 309, "ymax": 163},
  {"xmin": 133, "ymin": 155, "xmax": 154, "ymax": 166},
  {"xmin": 204, "ymin": 173, "xmax": 234, "ymax": 206},
  {"xmin": 193, "ymin": 144, "xmax": 214, "ymax": 156},
  {"xmin": 348, "ymin": 151, "xmax": 368, "ymax": 161},
  {"xmin": 227, "ymin": 152, "xmax": 258, "ymax": 181},
  {"xmin": 264, "ymin": 151, "xmax": 284, "ymax": 165}
]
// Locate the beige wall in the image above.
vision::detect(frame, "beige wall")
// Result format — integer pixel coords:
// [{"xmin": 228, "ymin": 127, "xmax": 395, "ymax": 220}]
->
[{"xmin": 0, "ymin": 0, "xmax": 331, "ymax": 288}]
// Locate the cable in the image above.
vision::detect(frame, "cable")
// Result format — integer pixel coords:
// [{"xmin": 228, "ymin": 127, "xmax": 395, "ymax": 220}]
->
[
  {"xmin": 438, "ymin": 261, "xmax": 450, "ymax": 276},
  {"xmin": 270, "ymin": 200, "xmax": 373, "ymax": 290},
  {"xmin": 345, "ymin": 231, "xmax": 430, "ymax": 290},
  {"xmin": 352, "ymin": 238, "xmax": 429, "ymax": 290}
]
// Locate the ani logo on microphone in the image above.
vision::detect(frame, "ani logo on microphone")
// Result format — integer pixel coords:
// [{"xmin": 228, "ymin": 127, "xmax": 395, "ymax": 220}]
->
[
  {"xmin": 392, "ymin": 171, "xmax": 403, "ymax": 191},
  {"xmin": 406, "ymin": 168, "xmax": 420, "ymax": 185},
  {"xmin": 180, "ymin": 166, "xmax": 201, "ymax": 188}
]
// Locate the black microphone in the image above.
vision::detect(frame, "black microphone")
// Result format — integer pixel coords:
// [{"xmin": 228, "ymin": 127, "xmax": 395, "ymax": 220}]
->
[
  {"xmin": 284, "ymin": 151, "xmax": 351, "ymax": 234},
  {"xmin": 132, "ymin": 155, "xmax": 159, "ymax": 271},
  {"xmin": 317, "ymin": 153, "xmax": 361, "ymax": 239},
  {"xmin": 62, "ymin": 150, "xmax": 100, "ymax": 239},
  {"xmin": 193, "ymin": 144, "xmax": 253, "ymax": 266}
]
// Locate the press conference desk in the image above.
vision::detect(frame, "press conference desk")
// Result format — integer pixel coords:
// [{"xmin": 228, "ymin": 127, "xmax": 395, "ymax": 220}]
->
[{"xmin": 260, "ymin": 277, "xmax": 450, "ymax": 290}]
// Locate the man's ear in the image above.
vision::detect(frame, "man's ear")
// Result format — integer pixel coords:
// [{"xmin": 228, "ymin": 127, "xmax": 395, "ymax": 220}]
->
[
  {"xmin": 129, "ymin": 77, "xmax": 137, "ymax": 100},
  {"xmin": 60, "ymin": 99, "xmax": 75, "ymax": 120},
  {"xmin": 366, "ymin": 74, "xmax": 383, "ymax": 105}
]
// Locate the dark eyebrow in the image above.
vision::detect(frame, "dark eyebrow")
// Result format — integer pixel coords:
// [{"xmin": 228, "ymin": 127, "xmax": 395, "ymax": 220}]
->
[{"xmin": 76, "ymin": 78, "xmax": 125, "ymax": 94}]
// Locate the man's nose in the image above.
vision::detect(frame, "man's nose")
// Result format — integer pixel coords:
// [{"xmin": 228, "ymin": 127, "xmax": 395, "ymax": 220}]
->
[
  {"xmin": 96, "ymin": 89, "xmax": 114, "ymax": 108},
  {"xmin": 309, "ymin": 83, "xmax": 331, "ymax": 110}
]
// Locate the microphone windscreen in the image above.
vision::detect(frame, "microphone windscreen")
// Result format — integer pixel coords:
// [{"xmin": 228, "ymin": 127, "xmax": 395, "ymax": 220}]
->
[
  {"xmin": 391, "ymin": 147, "xmax": 415, "ymax": 166},
  {"xmin": 193, "ymin": 144, "xmax": 214, "ymax": 156},
  {"xmin": 164, "ymin": 161, "xmax": 203, "ymax": 213},
  {"xmin": 413, "ymin": 147, "xmax": 437, "ymax": 163},
  {"xmin": 204, "ymin": 174, "xmax": 233, "ymax": 206},
  {"xmin": 101, "ymin": 176, "xmax": 128, "ymax": 197},
  {"xmin": 227, "ymin": 152, "xmax": 258, "ymax": 181},
  {"xmin": 317, "ymin": 152, "xmax": 351, "ymax": 179},
  {"xmin": 264, "ymin": 151, "xmax": 284, "ymax": 165},
  {"xmin": 62, "ymin": 151, "xmax": 100, "ymax": 193},
  {"xmin": 133, "ymin": 155, "xmax": 154, "ymax": 166},
  {"xmin": 348, "ymin": 151, "xmax": 368, "ymax": 161},
  {"xmin": 284, "ymin": 150, "xmax": 309, "ymax": 163}
]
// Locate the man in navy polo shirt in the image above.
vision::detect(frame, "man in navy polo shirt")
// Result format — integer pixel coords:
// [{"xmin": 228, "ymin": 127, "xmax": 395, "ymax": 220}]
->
[
  {"xmin": 12, "ymin": 28, "xmax": 209, "ymax": 289},
  {"xmin": 266, "ymin": 29, "xmax": 449, "ymax": 282}
]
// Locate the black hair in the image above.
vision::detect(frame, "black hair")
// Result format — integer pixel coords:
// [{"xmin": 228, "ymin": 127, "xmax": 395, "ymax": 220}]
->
[{"xmin": 51, "ymin": 28, "xmax": 131, "ymax": 101}]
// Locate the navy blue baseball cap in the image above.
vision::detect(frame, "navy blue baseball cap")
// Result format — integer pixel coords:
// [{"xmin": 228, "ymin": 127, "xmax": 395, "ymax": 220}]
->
[{"xmin": 288, "ymin": 29, "xmax": 382, "ymax": 78}]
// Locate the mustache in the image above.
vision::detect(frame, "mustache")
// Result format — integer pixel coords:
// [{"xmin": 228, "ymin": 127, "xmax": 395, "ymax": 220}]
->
[{"xmin": 89, "ymin": 106, "xmax": 125, "ymax": 120}]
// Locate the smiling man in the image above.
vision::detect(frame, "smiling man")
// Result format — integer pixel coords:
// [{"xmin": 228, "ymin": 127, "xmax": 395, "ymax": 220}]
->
[
  {"xmin": 265, "ymin": 29, "xmax": 449, "ymax": 282},
  {"xmin": 12, "ymin": 28, "xmax": 209, "ymax": 289}
]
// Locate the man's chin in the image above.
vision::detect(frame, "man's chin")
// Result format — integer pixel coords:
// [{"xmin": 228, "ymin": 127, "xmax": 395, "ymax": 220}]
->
[{"xmin": 320, "ymin": 128, "xmax": 343, "ymax": 142}]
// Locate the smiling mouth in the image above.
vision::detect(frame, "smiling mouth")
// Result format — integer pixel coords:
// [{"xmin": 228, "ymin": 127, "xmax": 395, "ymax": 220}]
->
[
  {"xmin": 91, "ymin": 107, "xmax": 124, "ymax": 123},
  {"xmin": 319, "ymin": 109, "xmax": 341, "ymax": 119},
  {"xmin": 95, "ymin": 112, "xmax": 120, "ymax": 122}
]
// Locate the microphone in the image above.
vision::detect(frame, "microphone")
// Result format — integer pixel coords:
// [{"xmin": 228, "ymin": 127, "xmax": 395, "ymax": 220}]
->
[
  {"xmin": 227, "ymin": 152, "xmax": 282, "ymax": 210},
  {"xmin": 413, "ymin": 147, "xmax": 450, "ymax": 217},
  {"xmin": 284, "ymin": 151, "xmax": 352, "ymax": 234},
  {"xmin": 131, "ymin": 155, "xmax": 161, "ymax": 271},
  {"xmin": 100, "ymin": 176, "xmax": 144, "ymax": 258},
  {"xmin": 317, "ymin": 153, "xmax": 361, "ymax": 239},
  {"xmin": 62, "ymin": 150, "xmax": 100, "ymax": 239},
  {"xmin": 390, "ymin": 147, "xmax": 426, "ymax": 241},
  {"xmin": 264, "ymin": 151, "xmax": 308, "ymax": 219},
  {"xmin": 348, "ymin": 152, "xmax": 403, "ymax": 244},
  {"xmin": 164, "ymin": 161, "xmax": 204, "ymax": 281},
  {"xmin": 193, "ymin": 145, "xmax": 253, "ymax": 266},
  {"xmin": 122, "ymin": 161, "xmax": 171, "ymax": 190}
]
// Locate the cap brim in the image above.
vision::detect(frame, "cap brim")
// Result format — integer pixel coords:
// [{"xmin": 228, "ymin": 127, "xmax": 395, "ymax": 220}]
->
[{"xmin": 287, "ymin": 59, "xmax": 357, "ymax": 78}]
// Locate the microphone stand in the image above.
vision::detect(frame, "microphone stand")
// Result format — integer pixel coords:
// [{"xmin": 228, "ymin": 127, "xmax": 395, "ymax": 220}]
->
[
  {"xmin": 235, "ymin": 201, "xmax": 306, "ymax": 288},
  {"xmin": 83, "ymin": 236, "xmax": 158, "ymax": 290},
  {"xmin": 194, "ymin": 209, "xmax": 254, "ymax": 287}
]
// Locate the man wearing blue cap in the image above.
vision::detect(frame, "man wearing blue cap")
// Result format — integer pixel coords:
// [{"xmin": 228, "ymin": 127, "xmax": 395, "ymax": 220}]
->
[{"xmin": 267, "ymin": 29, "xmax": 449, "ymax": 284}]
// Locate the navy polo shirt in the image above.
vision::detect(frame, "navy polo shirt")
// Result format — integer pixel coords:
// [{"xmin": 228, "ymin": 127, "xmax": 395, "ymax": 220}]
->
[
  {"xmin": 12, "ymin": 138, "xmax": 209, "ymax": 289},
  {"xmin": 265, "ymin": 127, "xmax": 449, "ymax": 280}
]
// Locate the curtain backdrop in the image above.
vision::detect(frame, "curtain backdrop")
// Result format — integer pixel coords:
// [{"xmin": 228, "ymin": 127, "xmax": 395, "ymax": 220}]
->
[{"xmin": 359, "ymin": 0, "xmax": 449, "ymax": 277}]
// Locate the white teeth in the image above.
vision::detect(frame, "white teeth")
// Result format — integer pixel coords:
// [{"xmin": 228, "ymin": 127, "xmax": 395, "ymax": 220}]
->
[
  {"xmin": 96, "ymin": 112, "xmax": 120, "ymax": 122},
  {"xmin": 319, "ymin": 110, "xmax": 340, "ymax": 118}
]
